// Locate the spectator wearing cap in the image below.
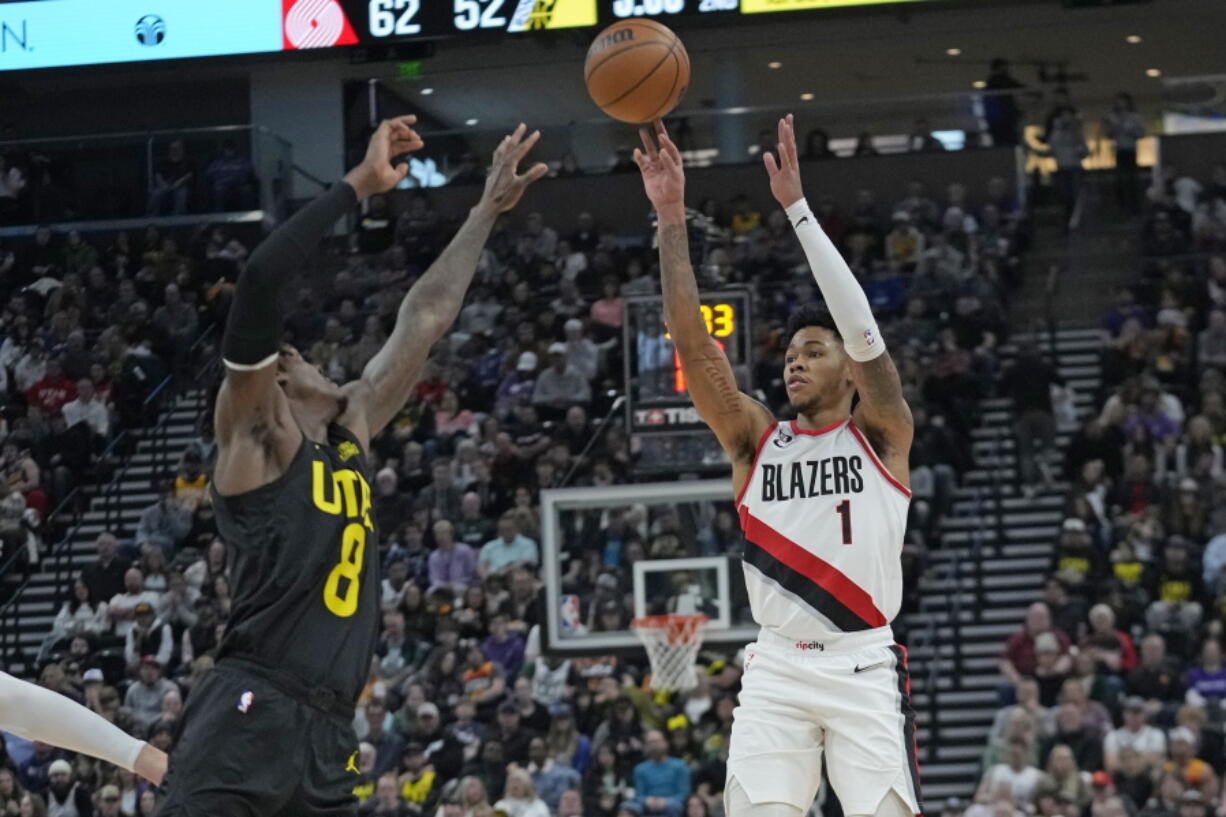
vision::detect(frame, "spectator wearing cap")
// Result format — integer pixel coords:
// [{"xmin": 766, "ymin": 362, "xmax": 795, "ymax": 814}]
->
[
  {"xmin": 497, "ymin": 352, "xmax": 539, "ymax": 418},
  {"xmin": 1000, "ymin": 603, "xmax": 1072, "ymax": 696},
  {"xmin": 406, "ymin": 702, "xmax": 463, "ymax": 782},
  {"xmin": 1105, "ymin": 697, "xmax": 1167, "ymax": 772},
  {"xmin": 547, "ymin": 704, "xmax": 591, "ymax": 773},
  {"xmin": 97, "ymin": 784, "xmax": 127, "ymax": 817},
  {"xmin": 428, "ymin": 520, "xmax": 478, "ymax": 598},
  {"xmin": 396, "ymin": 742, "xmax": 437, "ymax": 814},
  {"xmin": 495, "ymin": 701, "xmax": 536, "ymax": 766},
  {"xmin": 479, "ymin": 513, "xmax": 539, "ymax": 579},
  {"xmin": 123, "ymin": 602, "xmax": 172, "ymax": 671},
  {"xmin": 528, "ymin": 737, "xmax": 581, "ymax": 815},
  {"xmin": 44, "ymin": 757, "xmax": 92, "ymax": 817},
  {"xmin": 532, "ymin": 343, "xmax": 591, "ymax": 418},
  {"xmin": 562, "ymin": 319, "xmax": 600, "ymax": 383},
  {"xmin": 1162, "ymin": 727, "xmax": 1210, "ymax": 786},
  {"xmin": 123, "ymin": 656, "xmax": 178, "ymax": 732},
  {"xmin": 17, "ymin": 741, "xmax": 65, "ymax": 796},
  {"xmin": 496, "ymin": 767, "xmax": 551, "ymax": 817},
  {"xmin": 1053, "ymin": 518, "xmax": 1099, "ymax": 594}
]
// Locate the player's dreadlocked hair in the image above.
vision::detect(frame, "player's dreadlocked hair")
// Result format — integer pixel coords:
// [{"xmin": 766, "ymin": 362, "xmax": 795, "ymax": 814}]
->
[{"xmin": 785, "ymin": 303, "xmax": 841, "ymax": 343}]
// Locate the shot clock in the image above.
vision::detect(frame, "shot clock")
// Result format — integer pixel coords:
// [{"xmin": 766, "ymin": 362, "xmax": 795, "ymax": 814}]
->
[{"xmin": 622, "ymin": 290, "xmax": 754, "ymax": 475}]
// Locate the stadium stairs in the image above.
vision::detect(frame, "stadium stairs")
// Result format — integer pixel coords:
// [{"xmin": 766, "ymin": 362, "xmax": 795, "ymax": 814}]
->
[
  {"xmin": 901, "ymin": 323, "xmax": 1104, "ymax": 805},
  {"xmin": 0, "ymin": 386, "xmax": 209, "ymax": 679}
]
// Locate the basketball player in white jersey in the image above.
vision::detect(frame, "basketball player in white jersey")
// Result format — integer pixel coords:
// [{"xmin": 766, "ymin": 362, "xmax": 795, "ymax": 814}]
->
[
  {"xmin": 0, "ymin": 671, "xmax": 167, "ymax": 783},
  {"xmin": 632, "ymin": 116, "xmax": 920, "ymax": 817}
]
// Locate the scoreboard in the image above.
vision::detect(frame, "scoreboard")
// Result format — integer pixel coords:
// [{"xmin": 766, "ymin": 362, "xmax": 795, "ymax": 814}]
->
[
  {"xmin": 0, "ymin": 0, "xmax": 940, "ymax": 72},
  {"xmin": 623, "ymin": 290, "xmax": 754, "ymax": 474}
]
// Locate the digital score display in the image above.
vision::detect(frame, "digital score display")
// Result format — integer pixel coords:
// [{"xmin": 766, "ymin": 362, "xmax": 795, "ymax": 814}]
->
[
  {"xmin": 623, "ymin": 290, "xmax": 753, "ymax": 473},
  {"xmin": 607, "ymin": 0, "xmax": 933, "ymax": 19}
]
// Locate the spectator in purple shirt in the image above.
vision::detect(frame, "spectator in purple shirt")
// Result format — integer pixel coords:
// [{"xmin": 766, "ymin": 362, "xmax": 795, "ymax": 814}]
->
[
  {"xmin": 1186, "ymin": 639, "xmax": 1226, "ymax": 706},
  {"xmin": 1103, "ymin": 287, "xmax": 1152, "ymax": 338},
  {"xmin": 428, "ymin": 520, "xmax": 477, "ymax": 597},
  {"xmin": 482, "ymin": 611, "xmax": 526, "ymax": 676}
]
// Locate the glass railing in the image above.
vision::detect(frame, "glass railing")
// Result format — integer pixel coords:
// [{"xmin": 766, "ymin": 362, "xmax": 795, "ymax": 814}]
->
[
  {"xmin": 357, "ymin": 83, "xmax": 1155, "ymax": 186},
  {"xmin": 0, "ymin": 125, "xmax": 293, "ymax": 229}
]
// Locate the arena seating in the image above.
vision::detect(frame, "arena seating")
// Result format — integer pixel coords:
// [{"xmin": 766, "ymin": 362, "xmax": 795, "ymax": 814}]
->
[
  {"xmin": 974, "ymin": 152, "xmax": 1226, "ymax": 817},
  {"xmin": 0, "ymin": 137, "xmax": 1051, "ymax": 817}
]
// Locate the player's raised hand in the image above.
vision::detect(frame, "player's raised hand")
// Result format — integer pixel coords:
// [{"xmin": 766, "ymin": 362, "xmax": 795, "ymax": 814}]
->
[
  {"xmin": 634, "ymin": 120, "xmax": 685, "ymax": 212},
  {"xmin": 346, "ymin": 116, "xmax": 425, "ymax": 199},
  {"xmin": 763, "ymin": 113, "xmax": 805, "ymax": 210},
  {"xmin": 479, "ymin": 123, "xmax": 550, "ymax": 214}
]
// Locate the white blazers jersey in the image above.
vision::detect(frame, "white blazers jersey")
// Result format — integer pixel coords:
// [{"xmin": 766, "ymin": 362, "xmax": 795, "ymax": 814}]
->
[{"xmin": 735, "ymin": 418, "xmax": 911, "ymax": 643}]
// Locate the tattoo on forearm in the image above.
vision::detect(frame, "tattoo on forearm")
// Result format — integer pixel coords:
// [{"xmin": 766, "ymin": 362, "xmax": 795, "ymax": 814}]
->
[
  {"xmin": 693, "ymin": 347, "xmax": 742, "ymax": 416},
  {"xmin": 658, "ymin": 223, "xmax": 742, "ymax": 417}
]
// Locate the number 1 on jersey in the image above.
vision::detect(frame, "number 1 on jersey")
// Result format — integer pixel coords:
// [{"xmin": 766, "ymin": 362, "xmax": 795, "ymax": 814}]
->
[{"xmin": 835, "ymin": 499, "xmax": 852, "ymax": 545}]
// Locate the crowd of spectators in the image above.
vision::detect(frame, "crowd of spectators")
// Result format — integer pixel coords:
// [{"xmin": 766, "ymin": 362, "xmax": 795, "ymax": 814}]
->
[
  {"xmin": 0, "ymin": 144, "xmax": 1030, "ymax": 816},
  {"xmin": 0, "ymin": 216, "xmax": 253, "ymax": 591},
  {"xmin": 975, "ymin": 158, "xmax": 1226, "ymax": 817}
]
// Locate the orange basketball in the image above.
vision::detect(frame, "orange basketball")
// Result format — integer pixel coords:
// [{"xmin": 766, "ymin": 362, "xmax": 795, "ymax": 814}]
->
[{"xmin": 584, "ymin": 19, "xmax": 690, "ymax": 124}]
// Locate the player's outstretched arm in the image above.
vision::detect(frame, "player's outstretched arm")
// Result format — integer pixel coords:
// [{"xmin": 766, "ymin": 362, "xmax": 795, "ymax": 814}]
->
[
  {"xmin": 634, "ymin": 123, "xmax": 772, "ymax": 469},
  {"xmin": 0, "ymin": 671, "xmax": 167, "ymax": 784},
  {"xmin": 214, "ymin": 117, "xmax": 423, "ymax": 491},
  {"xmin": 764, "ymin": 114, "xmax": 913, "ymax": 477},
  {"xmin": 344, "ymin": 124, "xmax": 549, "ymax": 443}
]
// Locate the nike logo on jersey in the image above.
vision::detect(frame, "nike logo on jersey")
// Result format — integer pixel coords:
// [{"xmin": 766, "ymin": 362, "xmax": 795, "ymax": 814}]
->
[{"xmin": 854, "ymin": 661, "xmax": 886, "ymax": 674}]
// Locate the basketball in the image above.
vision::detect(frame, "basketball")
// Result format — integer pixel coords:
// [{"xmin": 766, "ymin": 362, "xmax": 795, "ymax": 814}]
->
[{"xmin": 584, "ymin": 19, "xmax": 690, "ymax": 124}]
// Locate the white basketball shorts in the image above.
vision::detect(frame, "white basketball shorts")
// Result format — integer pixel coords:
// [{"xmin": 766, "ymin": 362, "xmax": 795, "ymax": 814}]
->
[{"xmin": 727, "ymin": 627, "xmax": 922, "ymax": 816}]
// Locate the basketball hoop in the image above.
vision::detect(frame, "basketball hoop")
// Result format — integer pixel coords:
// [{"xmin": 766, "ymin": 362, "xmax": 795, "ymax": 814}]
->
[{"xmin": 631, "ymin": 615, "xmax": 709, "ymax": 693}]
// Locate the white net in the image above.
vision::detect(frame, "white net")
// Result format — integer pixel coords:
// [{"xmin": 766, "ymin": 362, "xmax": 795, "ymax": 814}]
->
[{"xmin": 631, "ymin": 615, "xmax": 709, "ymax": 692}]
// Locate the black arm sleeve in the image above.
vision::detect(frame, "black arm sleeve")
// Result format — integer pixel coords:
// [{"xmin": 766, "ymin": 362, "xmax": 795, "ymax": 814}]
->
[{"xmin": 221, "ymin": 182, "xmax": 359, "ymax": 366}]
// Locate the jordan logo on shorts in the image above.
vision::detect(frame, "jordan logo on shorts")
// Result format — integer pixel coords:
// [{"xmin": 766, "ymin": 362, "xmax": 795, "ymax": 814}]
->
[
  {"xmin": 345, "ymin": 751, "xmax": 360, "ymax": 774},
  {"xmin": 237, "ymin": 691, "xmax": 255, "ymax": 713}
]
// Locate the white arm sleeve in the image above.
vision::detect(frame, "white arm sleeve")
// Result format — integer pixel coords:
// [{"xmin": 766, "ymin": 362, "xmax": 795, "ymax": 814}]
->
[
  {"xmin": 785, "ymin": 198, "xmax": 885, "ymax": 363},
  {"xmin": 0, "ymin": 671, "xmax": 144, "ymax": 771}
]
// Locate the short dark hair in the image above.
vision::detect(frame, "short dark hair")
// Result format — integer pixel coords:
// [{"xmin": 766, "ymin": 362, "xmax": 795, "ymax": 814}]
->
[{"xmin": 785, "ymin": 304, "xmax": 841, "ymax": 343}]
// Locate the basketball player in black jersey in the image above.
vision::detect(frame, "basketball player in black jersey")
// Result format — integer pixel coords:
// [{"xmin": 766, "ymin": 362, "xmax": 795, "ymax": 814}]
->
[{"xmin": 154, "ymin": 118, "xmax": 548, "ymax": 817}]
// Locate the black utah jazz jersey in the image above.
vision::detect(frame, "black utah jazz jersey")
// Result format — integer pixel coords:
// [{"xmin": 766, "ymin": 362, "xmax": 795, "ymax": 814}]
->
[{"xmin": 211, "ymin": 423, "xmax": 379, "ymax": 703}]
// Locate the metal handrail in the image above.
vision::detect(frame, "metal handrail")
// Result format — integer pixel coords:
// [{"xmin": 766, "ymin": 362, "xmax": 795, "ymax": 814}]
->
[
  {"xmin": 0, "ymin": 325, "xmax": 217, "ymax": 670},
  {"xmin": 0, "ymin": 124, "xmax": 289, "ymax": 151}
]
